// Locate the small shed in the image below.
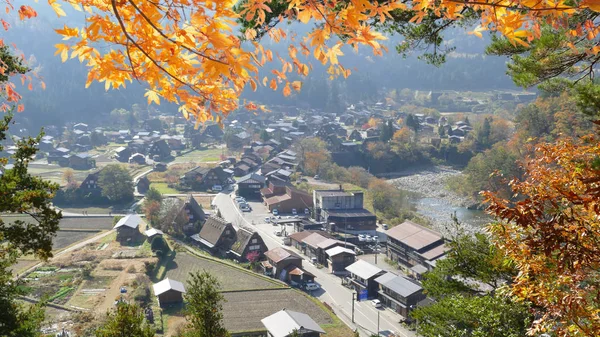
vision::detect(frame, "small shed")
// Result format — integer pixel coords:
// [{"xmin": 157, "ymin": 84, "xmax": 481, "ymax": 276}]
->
[
  {"xmin": 113, "ymin": 214, "xmax": 145, "ymax": 242},
  {"xmin": 261, "ymin": 309, "xmax": 325, "ymax": 337},
  {"xmin": 144, "ymin": 228, "xmax": 164, "ymax": 240},
  {"xmin": 153, "ymin": 278, "xmax": 186, "ymax": 307}
]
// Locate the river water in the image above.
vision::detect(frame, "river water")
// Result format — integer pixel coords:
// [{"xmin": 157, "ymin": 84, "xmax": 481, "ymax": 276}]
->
[{"xmin": 386, "ymin": 166, "xmax": 493, "ymax": 235}]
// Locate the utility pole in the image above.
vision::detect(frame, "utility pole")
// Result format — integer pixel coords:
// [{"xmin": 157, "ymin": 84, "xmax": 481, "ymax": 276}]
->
[
  {"xmin": 352, "ymin": 291, "xmax": 356, "ymax": 323},
  {"xmin": 374, "ymin": 238, "xmax": 379, "ymax": 265}
]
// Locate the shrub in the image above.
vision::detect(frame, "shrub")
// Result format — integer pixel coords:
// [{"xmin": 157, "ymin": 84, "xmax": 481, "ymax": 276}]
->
[
  {"xmin": 144, "ymin": 261, "xmax": 156, "ymax": 276},
  {"xmin": 151, "ymin": 236, "xmax": 168, "ymax": 253},
  {"xmin": 132, "ymin": 285, "xmax": 151, "ymax": 305},
  {"xmin": 127, "ymin": 265, "xmax": 136, "ymax": 273}
]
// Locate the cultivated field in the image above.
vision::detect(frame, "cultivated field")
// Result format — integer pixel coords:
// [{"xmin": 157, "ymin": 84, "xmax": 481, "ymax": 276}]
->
[
  {"xmin": 53, "ymin": 230, "xmax": 102, "ymax": 251},
  {"xmin": 222, "ymin": 288, "xmax": 333, "ymax": 332},
  {"xmin": 172, "ymin": 148, "xmax": 227, "ymax": 163},
  {"xmin": 165, "ymin": 252, "xmax": 282, "ymax": 291}
]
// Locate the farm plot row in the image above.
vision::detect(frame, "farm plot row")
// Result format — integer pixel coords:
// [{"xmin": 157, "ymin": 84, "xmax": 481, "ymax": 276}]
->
[
  {"xmin": 165, "ymin": 252, "xmax": 282, "ymax": 292},
  {"xmin": 1, "ymin": 216, "xmax": 114, "ymax": 230},
  {"xmin": 221, "ymin": 288, "xmax": 333, "ymax": 333},
  {"xmin": 53, "ymin": 230, "xmax": 102, "ymax": 251}
]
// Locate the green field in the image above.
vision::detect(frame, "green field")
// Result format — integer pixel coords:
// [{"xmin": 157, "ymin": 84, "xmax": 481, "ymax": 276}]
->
[
  {"xmin": 173, "ymin": 148, "xmax": 227, "ymax": 163},
  {"xmin": 149, "ymin": 182, "xmax": 181, "ymax": 194}
]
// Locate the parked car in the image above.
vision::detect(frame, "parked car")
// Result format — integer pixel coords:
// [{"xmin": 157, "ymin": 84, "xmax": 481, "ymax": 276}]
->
[
  {"xmin": 235, "ymin": 196, "xmax": 245, "ymax": 203},
  {"xmin": 313, "ymin": 175, "xmax": 320, "ymax": 180},
  {"xmin": 304, "ymin": 208, "xmax": 310, "ymax": 215},
  {"xmin": 265, "ymin": 217, "xmax": 270, "ymax": 223},
  {"xmin": 305, "ymin": 283, "xmax": 320, "ymax": 291},
  {"xmin": 274, "ymin": 229, "xmax": 283, "ymax": 236},
  {"xmin": 273, "ymin": 209, "xmax": 279, "ymax": 216},
  {"xmin": 382, "ymin": 224, "xmax": 389, "ymax": 230},
  {"xmin": 358, "ymin": 234, "xmax": 366, "ymax": 242},
  {"xmin": 371, "ymin": 299, "xmax": 382, "ymax": 308},
  {"xmin": 212, "ymin": 185, "xmax": 223, "ymax": 192},
  {"xmin": 365, "ymin": 235, "xmax": 373, "ymax": 242}
]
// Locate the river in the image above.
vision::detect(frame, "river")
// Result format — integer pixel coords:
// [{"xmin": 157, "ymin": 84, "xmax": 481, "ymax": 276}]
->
[{"xmin": 386, "ymin": 166, "xmax": 493, "ymax": 235}]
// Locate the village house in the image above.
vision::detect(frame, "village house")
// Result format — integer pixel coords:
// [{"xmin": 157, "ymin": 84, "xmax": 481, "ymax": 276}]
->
[
  {"xmin": 348, "ymin": 129, "xmax": 363, "ymax": 141},
  {"xmin": 129, "ymin": 153, "xmax": 147, "ymax": 165},
  {"xmin": 113, "ymin": 214, "xmax": 145, "ymax": 242},
  {"xmin": 385, "ymin": 220, "xmax": 450, "ymax": 277},
  {"xmin": 261, "ymin": 309, "xmax": 325, "ymax": 337},
  {"xmin": 313, "ymin": 188, "xmax": 377, "ymax": 233},
  {"xmin": 325, "ymin": 246, "xmax": 356, "ymax": 274},
  {"xmin": 236, "ymin": 173, "xmax": 266, "ymax": 199},
  {"xmin": 228, "ymin": 227, "xmax": 268, "ymax": 262},
  {"xmin": 345, "ymin": 260, "xmax": 386, "ymax": 300},
  {"xmin": 115, "ymin": 146, "xmax": 132, "ymax": 163},
  {"xmin": 264, "ymin": 246, "xmax": 303, "ymax": 280},
  {"xmin": 262, "ymin": 184, "xmax": 313, "ymax": 214},
  {"xmin": 375, "ymin": 272, "xmax": 426, "ymax": 318},
  {"xmin": 48, "ymin": 147, "xmax": 70, "ymax": 165},
  {"xmin": 137, "ymin": 176, "xmax": 151, "ymax": 194},
  {"xmin": 73, "ymin": 123, "xmax": 89, "ymax": 132},
  {"xmin": 158, "ymin": 195, "xmax": 206, "ymax": 235},
  {"xmin": 144, "ymin": 227, "xmax": 164, "ymax": 241},
  {"xmin": 153, "ymin": 278, "xmax": 185, "ymax": 307},
  {"xmin": 180, "ymin": 166, "xmax": 230, "ymax": 190},
  {"xmin": 68, "ymin": 153, "xmax": 94, "ymax": 170},
  {"xmin": 148, "ymin": 139, "xmax": 171, "ymax": 161},
  {"xmin": 79, "ymin": 168, "xmax": 104, "ymax": 196},
  {"xmin": 191, "ymin": 216, "xmax": 237, "ymax": 256}
]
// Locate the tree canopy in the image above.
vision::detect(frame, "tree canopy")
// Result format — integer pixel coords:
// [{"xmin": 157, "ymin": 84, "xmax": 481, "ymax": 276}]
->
[{"xmin": 98, "ymin": 164, "xmax": 135, "ymax": 202}]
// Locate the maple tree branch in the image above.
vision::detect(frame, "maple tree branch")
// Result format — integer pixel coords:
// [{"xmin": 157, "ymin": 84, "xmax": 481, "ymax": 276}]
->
[
  {"xmin": 446, "ymin": 0, "xmax": 574, "ymax": 12},
  {"xmin": 126, "ymin": 0, "xmax": 228, "ymax": 65},
  {"xmin": 110, "ymin": 0, "xmax": 206, "ymax": 98}
]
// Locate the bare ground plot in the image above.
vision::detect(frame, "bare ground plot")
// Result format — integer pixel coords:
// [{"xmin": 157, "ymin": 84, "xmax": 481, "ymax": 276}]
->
[
  {"xmin": 10, "ymin": 259, "xmax": 38, "ymax": 275},
  {"xmin": 53, "ymin": 230, "xmax": 102, "ymax": 251},
  {"xmin": 193, "ymin": 195, "xmax": 215, "ymax": 208},
  {"xmin": 2, "ymin": 215, "xmax": 114, "ymax": 230},
  {"xmin": 222, "ymin": 289, "xmax": 333, "ymax": 333},
  {"xmin": 165, "ymin": 252, "xmax": 281, "ymax": 291}
]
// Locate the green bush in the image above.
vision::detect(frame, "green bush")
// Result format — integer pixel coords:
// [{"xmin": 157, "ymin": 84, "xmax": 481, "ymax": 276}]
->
[
  {"xmin": 144, "ymin": 261, "xmax": 156, "ymax": 276},
  {"xmin": 151, "ymin": 236, "xmax": 168, "ymax": 253},
  {"xmin": 132, "ymin": 285, "xmax": 151, "ymax": 305}
]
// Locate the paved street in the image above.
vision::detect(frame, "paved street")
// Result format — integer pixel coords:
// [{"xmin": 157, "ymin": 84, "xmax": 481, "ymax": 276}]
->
[{"xmin": 213, "ymin": 191, "xmax": 416, "ymax": 337}]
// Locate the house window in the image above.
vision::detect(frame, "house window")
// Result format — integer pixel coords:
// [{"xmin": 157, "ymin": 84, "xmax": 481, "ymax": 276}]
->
[
  {"xmin": 225, "ymin": 230, "xmax": 230, "ymax": 235},
  {"xmin": 249, "ymin": 245, "xmax": 260, "ymax": 250},
  {"xmin": 251, "ymin": 239, "xmax": 257, "ymax": 244}
]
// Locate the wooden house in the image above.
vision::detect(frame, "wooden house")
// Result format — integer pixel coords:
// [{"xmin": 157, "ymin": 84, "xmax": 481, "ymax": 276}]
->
[
  {"xmin": 153, "ymin": 278, "xmax": 185, "ymax": 307},
  {"xmin": 113, "ymin": 214, "xmax": 145, "ymax": 242},
  {"xmin": 191, "ymin": 216, "xmax": 236, "ymax": 256}
]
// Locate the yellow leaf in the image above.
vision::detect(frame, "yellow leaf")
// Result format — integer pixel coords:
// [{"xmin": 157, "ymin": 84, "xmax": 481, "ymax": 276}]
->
[
  {"xmin": 269, "ymin": 78, "xmax": 277, "ymax": 90},
  {"xmin": 469, "ymin": 26, "xmax": 485, "ymax": 38},
  {"xmin": 291, "ymin": 81, "xmax": 302, "ymax": 91},
  {"xmin": 297, "ymin": 10, "xmax": 311, "ymax": 24},
  {"xmin": 249, "ymin": 79, "xmax": 257, "ymax": 91},
  {"xmin": 145, "ymin": 90, "xmax": 161, "ymax": 105},
  {"xmin": 49, "ymin": 1, "xmax": 66, "ymax": 17},
  {"xmin": 283, "ymin": 83, "xmax": 291, "ymax": 97}
]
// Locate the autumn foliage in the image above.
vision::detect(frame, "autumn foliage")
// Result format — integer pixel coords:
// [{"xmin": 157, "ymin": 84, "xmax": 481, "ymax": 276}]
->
[
  {"xmin": 0, "ymin": 0, "xmax": 599, "ymax": 121},
  {"xmin": 484, "ymin": 135, "xmax": 600, "ymax": 336}
]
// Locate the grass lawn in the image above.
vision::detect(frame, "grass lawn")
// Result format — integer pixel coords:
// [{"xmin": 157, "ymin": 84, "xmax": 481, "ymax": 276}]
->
[
  {"xmin": 149, "ymin": 182, "xmax": 181, "ymax": 194},
  {"xmin": 173, "ymin": 148, "xmax": 226, "ymax": 163}
]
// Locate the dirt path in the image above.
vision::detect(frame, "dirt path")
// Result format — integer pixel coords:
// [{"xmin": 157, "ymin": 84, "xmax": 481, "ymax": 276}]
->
[{"xmin": 97, "ymin": 262, "xmax": 135, "ymax": 313}]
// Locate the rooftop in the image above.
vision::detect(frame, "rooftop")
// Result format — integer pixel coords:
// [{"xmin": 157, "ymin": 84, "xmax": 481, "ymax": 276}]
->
[
  {"xmin": 386, "ymin": 221, "xmax": 444, "ymax": 251},
  {"xmin": 261, "ymin": 309, "xmax": 325, "ymax": 337},
  {"xmin": 345, "ymin": 259, "xmax": 383, "ymax": 280},
  {"xmin": 153, "ymin": 278, "xmax": 186, "ymax": 296},
  {"xmin": 265, "ymin": 246, "xmax": 301, "ymax": 263},
  {"xmin": 375, "ymin": 272, "xmax": 422, "ymax": 297},
  {"xmin": 113, "ymin": 214, "xmax": 145, "ymax": 230},
  {"xmin": 325, "ymin": 246, "xmax": 356, "ymax": 257},
  {"xmin": 325, "ymin": 209, "xmax": 375, "ymax": 218}
]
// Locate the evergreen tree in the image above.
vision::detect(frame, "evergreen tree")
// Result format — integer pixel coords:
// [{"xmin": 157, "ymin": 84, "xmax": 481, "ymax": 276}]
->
[
  {"xmin": 98, "ymin": 165, "xmax": 135, "ymax": 202},
  {"xmin": 477, "ymin": 117, "xmax": 492, "ymax": 149},
  {"xmin": 438, "ymin": 125, "xmax": 446, "ymax": 138},
  {"xmin": 183, "ymin": 271, "xmax": 229, "ymax": 337},
  {"xmin": 95, "ymin": 303, "xmax": 155, "ymax": 337},
  {"xmin": 405, "ymin": 114, "xmax": 420, "ymax": 133},
  {"xmin": 259, "ymin": 129, "xmax": 269, "ymax": 142},
  {"xmin": 145, "ymin": 187, "xmax": 163, "ymax": 203}
]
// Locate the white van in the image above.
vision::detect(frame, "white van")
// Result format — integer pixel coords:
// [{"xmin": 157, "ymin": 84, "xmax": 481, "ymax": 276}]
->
[
  {"xmin": 305, "ymin": 283, "xmax": 320, "ymax": 291},
  {"xmin": 274, "ymin": 229, "xmax": 282, "ymax": 236}
]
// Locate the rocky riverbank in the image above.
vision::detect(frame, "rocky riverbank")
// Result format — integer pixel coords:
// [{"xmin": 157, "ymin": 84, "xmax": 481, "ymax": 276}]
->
[
  {"xmin": 386, "ymin": 166, "xmax": 489, "ymax": 234},
  {"xmin": 387, "ymin": 166, "xmax": 472, "ymax": 207}
]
